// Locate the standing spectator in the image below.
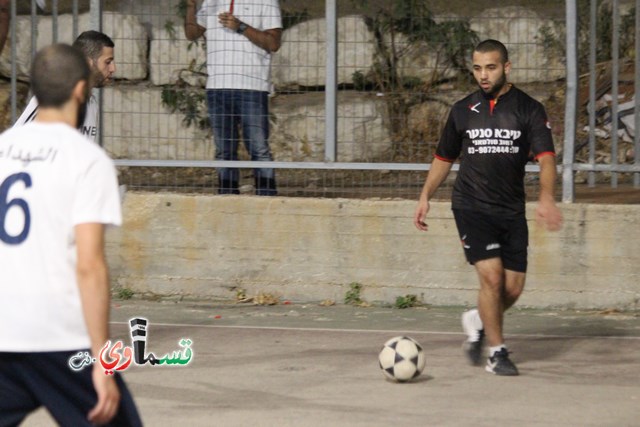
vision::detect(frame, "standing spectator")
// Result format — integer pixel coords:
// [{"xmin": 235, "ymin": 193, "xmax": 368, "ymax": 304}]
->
[
  {"xmin": 0, "ymin": 43, "xmax": 141, "ymax": 426},
  {"xmin": 413, "ymin": 39, "xmax": 562, "ymax": 376},
  {"xmin": 14, "ymin": 30, "xmax": 116, "ymax": 142},
  {"xmin": 185, "ymin": 0, "xmax": 282, "ymax": 196}
]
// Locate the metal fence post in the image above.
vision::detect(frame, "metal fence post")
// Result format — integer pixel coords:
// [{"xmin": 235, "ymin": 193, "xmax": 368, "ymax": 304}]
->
[
  {"xmin": 31, "ymin": 0, "xmax": 37, "ymax": 56},
  {"xmin": 9, "ymin": 0, "xmax": 16, "ymax": 123},
  {"xmin": 563, "ymin": 0, "xmax": 578, "ymax": 203},
  {"xmin": 52, "ymin": 0, "xmax": 58, "ymax": 43},
  {"xmin": 90, "ymin": 0, "xmax": 103, "ymax": 147},
  {"xmin": 72, "ymin": 0, "xmax": 79, "ymax": 40},
  {"xmin": 587, "ymin": 0, "xmax": 597, "ymax": 187},
  {"xmin": 610, "ymin": 0, "xmax": 620, "ymax": 188},
  {"xmin": 634, "ymin": 0, "xmax": 640, "ymax": 187},
  {"xmin": 90, "ymin": 0, "xmax": 101, "ymax": 32},
  {"xmin": 325, "ymin": 0, "xmax": 337, "ymax": 162}
]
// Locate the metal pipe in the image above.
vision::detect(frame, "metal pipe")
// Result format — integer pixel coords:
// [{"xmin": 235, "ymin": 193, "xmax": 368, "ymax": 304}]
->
[
  {"xmin": 72, "ymin": 0, "xmax": 78, "ymax": 40},
  {"xmin": 587, "ymin": 0, "xmax": 597, "ymax": 187},
  {"xmin": 610, "ymin": 0, "xmax": 620, "ymax": 188},
  {"xmin": 90, "ymin": 0, "xmax": 101, "ymax": 31},
  {"xmin": 52, "ymin": 0, "xmax": 58, "ymax": 43},
  {"xmin": 572, "ymin": 163, "xmax": 640, "ymax": 172},
  {"xmin": 634, "ymin": 0, "xmax": 640, "ymax": 187},
  {"xmin": 90, "ymin": 0, "xmax": 103, "ymax": 146},
  {"xmin": 324, "ymin": 0, "xmax": 337, "ymax": 162},
  {"xmin": 110, "ymin": 159, "xmax": 640, "ymax": 174},
  {"xmin": 10, "ymin": 0, "xmax": 16, "ymax": 123},
  {"xmin": 31, "ymin": 0, "xmax": 37, "ymax": 58},
  {"xmin": 562, "ymin": 0, "xmax": 578, "ymax": 203},
  {"xmin": 111, "ymin": 160, "xmax": 551, "ymax": 173}
]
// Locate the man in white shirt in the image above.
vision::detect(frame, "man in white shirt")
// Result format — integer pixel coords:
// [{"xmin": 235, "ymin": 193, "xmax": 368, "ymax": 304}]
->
[
  {"xmin": 0, "ymin": 44, "xmax": 141, "ymax": 426},
  {"xmin": 185, "ymin": 0, "xmax": 282, "ymax": 196},
  {"xmin": 14, "ymin": 30, "xmax": 116, "ymax": 142}
]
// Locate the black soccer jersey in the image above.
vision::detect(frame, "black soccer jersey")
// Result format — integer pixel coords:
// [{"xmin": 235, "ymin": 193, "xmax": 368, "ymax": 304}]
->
[{"xmin": 435, "ymin": 85, "xmax": 555, "ymax": 216}]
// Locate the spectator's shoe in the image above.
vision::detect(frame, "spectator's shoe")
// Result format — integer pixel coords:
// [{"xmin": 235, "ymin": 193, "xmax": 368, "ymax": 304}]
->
[
  {"xmin": 485, "ymin": 348, "xmax": 519, "ymax": 376},
  {"xmin": 218, "ymin": 179, "xmax": 240, "ymax": 195},
  {"xmin": 461, "ymin": 309, "xmax": 484, "ymax": 366},
  {"xmin": 255, "ymin": 177, "xmax": 277, "ymax": 196}
]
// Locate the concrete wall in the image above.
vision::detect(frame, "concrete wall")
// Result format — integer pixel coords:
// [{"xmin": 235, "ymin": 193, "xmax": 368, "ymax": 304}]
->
[{"xmin": 106, "ymin": 193, "xmax": 640, "ymax": 310}]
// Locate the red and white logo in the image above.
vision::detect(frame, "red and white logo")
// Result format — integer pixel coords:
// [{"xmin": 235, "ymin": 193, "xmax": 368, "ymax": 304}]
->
[{"xmin": 469, "ymin": 102, "xmax": 481, "ymax": 113}]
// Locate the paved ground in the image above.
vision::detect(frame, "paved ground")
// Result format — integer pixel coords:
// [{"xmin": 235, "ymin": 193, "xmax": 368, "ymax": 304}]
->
[{"xmin": 23, "ymin": 299, "xmax": 640, "ymax": 427}]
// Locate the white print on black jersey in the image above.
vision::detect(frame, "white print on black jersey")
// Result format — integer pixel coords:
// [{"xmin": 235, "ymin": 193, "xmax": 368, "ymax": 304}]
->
[
  {"xmin": 435, "ymin": 86, "xmax": 556, "ymax": 216},
  {"xmin": 465, "ymin": 128, "xmax": 524, "ymax": 155}
]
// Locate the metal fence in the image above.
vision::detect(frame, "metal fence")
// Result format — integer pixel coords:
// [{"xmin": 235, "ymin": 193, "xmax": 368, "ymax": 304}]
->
[{"xmin": 2, "ymin": 0, "xmax": 638, "ymax": 201}]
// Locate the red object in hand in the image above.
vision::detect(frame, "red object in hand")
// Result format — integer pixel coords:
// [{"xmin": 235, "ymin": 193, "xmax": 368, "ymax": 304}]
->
[{"xmin": 229, "ymin": 0, "xmax": 234, "ymax": 14}]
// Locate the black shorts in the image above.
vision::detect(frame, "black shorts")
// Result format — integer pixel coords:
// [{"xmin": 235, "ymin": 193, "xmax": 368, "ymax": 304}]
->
[
  {"xmin": 452, "ymin": 208, "xmax": 528, "ymax": 273},
  {"xmin": 0, "ymin": 351, "xmax": 142, "ymax": 427}
]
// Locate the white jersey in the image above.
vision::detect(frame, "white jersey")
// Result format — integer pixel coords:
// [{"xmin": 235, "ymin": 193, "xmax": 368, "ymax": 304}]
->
[
  {"xmin": 14, "ymin": 90, "xmax": 100, "ymax": 141},
  {"xmin": 197, "ymin": 0, "xmax": 281, "ymax": 92},
  {"xmin": 0, "ymin": 122, "xmax": 121, "ymax": 352}
]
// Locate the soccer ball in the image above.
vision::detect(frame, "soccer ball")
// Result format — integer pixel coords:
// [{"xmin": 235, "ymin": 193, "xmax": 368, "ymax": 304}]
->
[{"xmin": 378, "ymin": 336, "xmax": 426, "ymax": 382}]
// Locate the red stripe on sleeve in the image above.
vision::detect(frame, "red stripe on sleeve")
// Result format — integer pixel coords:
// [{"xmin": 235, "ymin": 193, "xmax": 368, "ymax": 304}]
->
[
  {"xmin": 534, "ymin": 151, "xmax": 556, "ymax": 161},
  {"xmin": 230, "ymin": 0, "xmax": 234, "ymax": 14},
  {"xmin": 434, "ymin": 154, "xmax": 456, "ymax": 163}
]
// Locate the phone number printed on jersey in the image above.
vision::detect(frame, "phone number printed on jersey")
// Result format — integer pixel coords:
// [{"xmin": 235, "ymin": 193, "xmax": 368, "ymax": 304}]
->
[{"xmin": 468, "ymin": 146, "xmax": 520, "ymax": 155}]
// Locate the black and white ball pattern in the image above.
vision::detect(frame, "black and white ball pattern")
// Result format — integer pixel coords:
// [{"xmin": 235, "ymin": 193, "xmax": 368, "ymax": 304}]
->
[{"xmin": 378, "ymin": 336, "xmax": 426, "ymax": 382}]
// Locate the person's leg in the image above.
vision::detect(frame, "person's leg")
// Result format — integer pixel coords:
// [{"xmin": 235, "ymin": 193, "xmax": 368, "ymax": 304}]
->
[
  {"xmin": 474, "ymin": 257, "xmax": 506, "ymax": 348},
  {"xmin": 475, "ymin": 213, "xmax": 528, "ymax": 376},
  {"xmin": 239, "ymin": 90, "xmax": 276, "ymax": 196},
  {"xmin": 0, "ymin": 353, "xmax": 40, "ymax": 427},
  {"xmin": 501, "ymin": 214, "xmax": 529, "ymax": 311},
  {"xmin": 24, "ymin": 352, "xmax": 142, "ymax": 426},
  {"xmin": 504, "ymin": 269, "xmax": 526, "ymax": 310},
  {"xmin": 454, "ymin": 209, "xmax": 500, "ymax": 364},
  {"xmin": 207, "ymin": 89, "xmax": 240, "ymax": 194},
  {"xmin": 453, "ymin": 209, "xmax": 519, "ymax": 375},
  {"xmin": 474, "ymin": 264, "xmax": 519, "ymax": 376}
]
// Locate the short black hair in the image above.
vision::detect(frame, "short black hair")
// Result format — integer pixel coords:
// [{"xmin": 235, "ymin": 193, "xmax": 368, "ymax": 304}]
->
[
  {"xmin": 30, "ymin": 44, "xmax": 90, "ymax": 108},
  {"xmin": 72, "ymin": 30, "xmax": 114, "ymax": 61},
  {"xmin": 474, "ymin": 39, "xmax": 509, "ymax": 63}
]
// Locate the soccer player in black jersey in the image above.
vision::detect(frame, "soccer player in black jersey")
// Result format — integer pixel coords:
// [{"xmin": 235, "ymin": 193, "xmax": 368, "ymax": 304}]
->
[{"xmin": 413, "ymin": 39, "xmax": 563, "ymax": 376}]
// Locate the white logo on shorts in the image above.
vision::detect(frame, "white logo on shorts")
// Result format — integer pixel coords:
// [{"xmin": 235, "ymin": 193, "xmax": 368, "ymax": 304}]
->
[{"xmin": 486, "ymin": 243, "xmax": 501, "ymax": 250}]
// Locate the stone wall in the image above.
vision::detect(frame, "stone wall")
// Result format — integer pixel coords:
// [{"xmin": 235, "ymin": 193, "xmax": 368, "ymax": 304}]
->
[
  {"xmin": 106, "ymin": 193, "xmax": 640, "ymax": 310},
  {"xmin": 0, "ymin": 12, "xmax": 147, "ymax": 81}
]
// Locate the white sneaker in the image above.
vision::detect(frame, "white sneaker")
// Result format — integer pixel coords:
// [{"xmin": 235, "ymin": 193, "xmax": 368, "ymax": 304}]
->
[
  {"xmin": 461, "ymin": 309, "xmax": 484, "ymax": 366},
  {"xmin": 461, "ymin": 309, "xmax": 483, "ymax": 342}
]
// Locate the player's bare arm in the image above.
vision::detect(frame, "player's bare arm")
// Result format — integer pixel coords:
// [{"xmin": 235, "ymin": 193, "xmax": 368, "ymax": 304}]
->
[
  {"xmin": 414, "ymin": 158, "xmax": 454, "ymax": 231},
  {"xmin": 535, "ymin": 154, "xmax": 563, "ymax": 231},
  {"xmin": 75, "ymin": 222, "xmax": 120, "ymax": 424},
  {"xmin": 184, "ymin": 0, "xmax": 206, "ymax": 40},
  {"xmin": 218, "ymin": 12, "xmax": 282, "ymax": 53}
]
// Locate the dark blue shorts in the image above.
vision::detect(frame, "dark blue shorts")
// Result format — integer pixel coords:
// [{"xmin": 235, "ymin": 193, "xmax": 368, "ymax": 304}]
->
[
  {"xmin": 452, "ymin": 208, "xmax": 529, "ymax": 273},
  {"xmin": 0, "ymin": 351, "xmax": 142, "ymax": 427}
]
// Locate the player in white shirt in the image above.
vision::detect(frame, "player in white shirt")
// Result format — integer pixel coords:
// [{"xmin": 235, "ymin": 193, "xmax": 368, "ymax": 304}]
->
[
  {"xmin": 0, "ymin": 44, "xmax": 141, "ymax": 426},
  {"xmin": 185, "ymin": 0, "xmax": 282, "ymax": 196},
  {"xmin": 14, "ymin": 30, "xmax": 116, "ymax": 141}
]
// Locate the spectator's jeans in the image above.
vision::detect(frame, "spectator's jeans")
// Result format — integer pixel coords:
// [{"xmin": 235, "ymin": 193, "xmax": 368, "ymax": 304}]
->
[{"xmin": 206, "ymin": 89, "xmax": 276, "ymax": 195}]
